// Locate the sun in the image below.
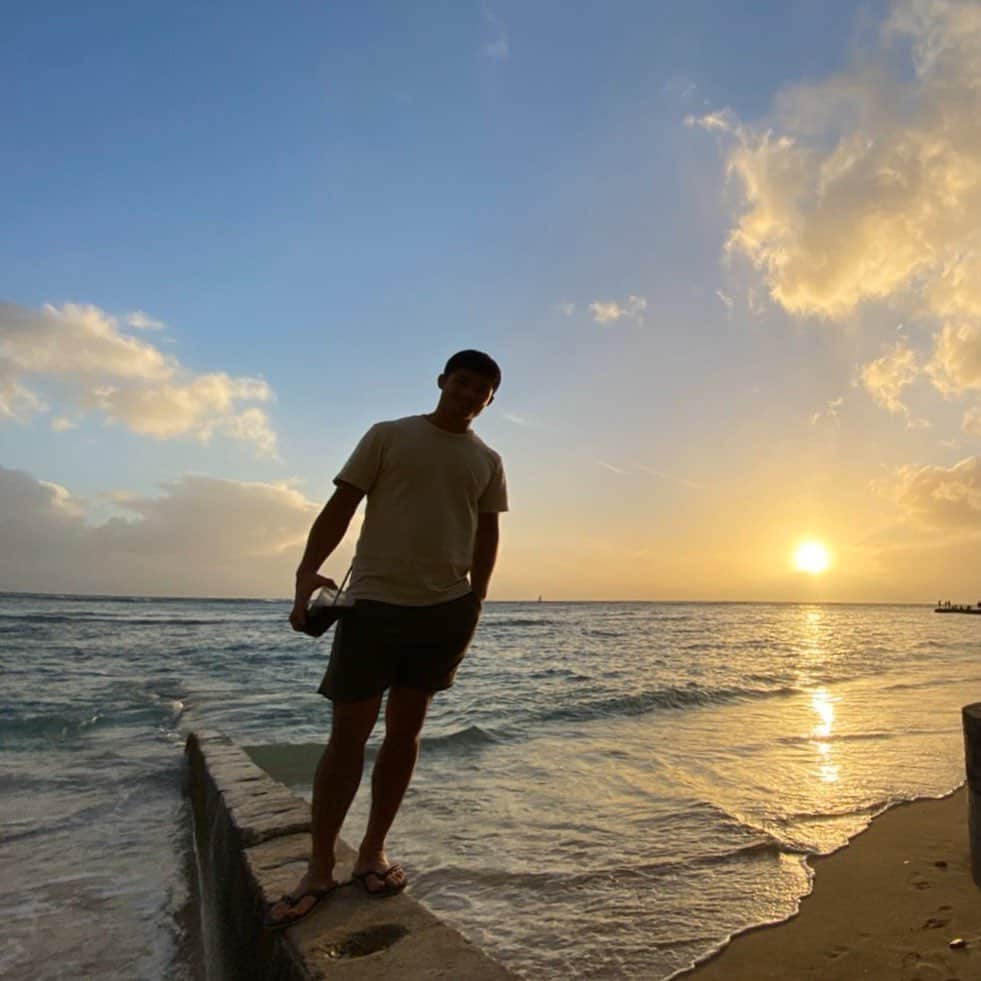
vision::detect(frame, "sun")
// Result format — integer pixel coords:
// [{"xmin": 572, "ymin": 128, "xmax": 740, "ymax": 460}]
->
[{"xmin": 794, "ymin": 540, "xmax": 831, "ymax": 575}]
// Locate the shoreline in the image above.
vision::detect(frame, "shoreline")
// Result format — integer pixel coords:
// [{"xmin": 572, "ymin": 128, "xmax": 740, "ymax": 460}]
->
[{"xmin": 684, "ymin": 785, "xmax": 980, "ymax": 980}]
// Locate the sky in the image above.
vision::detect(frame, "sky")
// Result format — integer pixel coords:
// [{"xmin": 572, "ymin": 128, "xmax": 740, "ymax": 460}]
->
[{"xmin": 2, "ymin": 0, "xmax": 981, "ymax": 602}]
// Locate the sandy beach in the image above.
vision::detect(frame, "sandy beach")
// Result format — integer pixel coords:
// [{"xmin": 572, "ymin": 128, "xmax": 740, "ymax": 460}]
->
[{"xmin": 687, "ymin": 786, "xmax": 981, "ymax": 980}]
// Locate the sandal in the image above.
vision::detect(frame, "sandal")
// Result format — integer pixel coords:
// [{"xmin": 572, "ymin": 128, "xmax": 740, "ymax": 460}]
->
[
  {"xmin": 352, "ymin": 863, "xmax": 408, "ymax": 898},
  {"xmin": 263, "ymin": 884, "xmax": 337, "ymax": 930}
]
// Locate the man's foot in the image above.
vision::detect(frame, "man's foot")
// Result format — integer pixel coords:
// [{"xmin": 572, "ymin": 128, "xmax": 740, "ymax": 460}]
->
[
  {"xmin": 352, "ymin": 855, "xmax": 408, "ymax": 898},
  {"xmin": 264, "ymin": 872, "xmax": 338, "ymax": 930}
]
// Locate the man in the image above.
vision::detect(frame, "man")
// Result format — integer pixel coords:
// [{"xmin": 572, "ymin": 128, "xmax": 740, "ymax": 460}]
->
[{"xmin": 265, "ymin": 349, "xmax": 507, "ymax": 929}]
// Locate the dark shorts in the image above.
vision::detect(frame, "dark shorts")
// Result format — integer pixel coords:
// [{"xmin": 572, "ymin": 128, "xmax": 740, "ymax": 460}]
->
[{"xmin": 318, "ymin": 592, "xmax": 482, "ymax": 703}]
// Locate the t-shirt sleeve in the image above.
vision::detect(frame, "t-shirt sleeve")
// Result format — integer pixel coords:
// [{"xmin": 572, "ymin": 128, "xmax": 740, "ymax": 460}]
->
[
  {"xmin": 478, "ymin": 457, "xmax": 509, "ymax": 513},
  {"xmin": 334, "ymin": 423, "xmax": 386, "ymax": 494}
]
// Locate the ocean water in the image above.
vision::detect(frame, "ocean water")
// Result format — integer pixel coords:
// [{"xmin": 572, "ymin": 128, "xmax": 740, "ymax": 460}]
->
[{"xmin": 1, "ymin": 594, "xmax": 978, "ymax": 980}]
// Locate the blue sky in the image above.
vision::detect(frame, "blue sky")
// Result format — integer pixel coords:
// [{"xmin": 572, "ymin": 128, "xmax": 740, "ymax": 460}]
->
[{"xmin": 4, "ymin": 0, "xmax": 981, "ymax": 600}]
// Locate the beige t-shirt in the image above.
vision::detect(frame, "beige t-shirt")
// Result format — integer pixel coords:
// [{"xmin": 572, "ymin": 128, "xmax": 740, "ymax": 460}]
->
[{"xmin": 335, "ymin": 415, "xmax": 508, "ymax": 605}]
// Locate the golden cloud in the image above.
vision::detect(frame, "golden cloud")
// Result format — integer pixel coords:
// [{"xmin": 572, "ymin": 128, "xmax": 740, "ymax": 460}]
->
[
  {"xmin": 859, "ymin": 342, "xmax": 920, "ymax": 416},
  {"xmin": 692, "ymin": 0, "xmax": 981, "ymax": 398},
  {"xmin": 886, "ymin": 456, "xmax": 981, "ymax": 530},
  {"xmin": 0, "ymin": 302, "xmax": 278, "ymax": 456}
]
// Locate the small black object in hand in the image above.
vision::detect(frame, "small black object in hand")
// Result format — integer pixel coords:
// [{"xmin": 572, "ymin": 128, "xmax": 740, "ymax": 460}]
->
[{"xmin": 300, "ymin": 604, "xmax": 351, "ymax": 638}]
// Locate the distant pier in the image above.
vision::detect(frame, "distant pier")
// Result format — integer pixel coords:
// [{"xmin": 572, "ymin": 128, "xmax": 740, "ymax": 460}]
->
[{"xmin": 934, "ymin": 601, "xmax": 981, "ymax": 615}]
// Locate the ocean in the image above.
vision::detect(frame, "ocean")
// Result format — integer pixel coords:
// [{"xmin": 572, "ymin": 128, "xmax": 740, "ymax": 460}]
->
[{"xmin": 1, "ymin": 593, "xmax": 977, "ymax": 980}]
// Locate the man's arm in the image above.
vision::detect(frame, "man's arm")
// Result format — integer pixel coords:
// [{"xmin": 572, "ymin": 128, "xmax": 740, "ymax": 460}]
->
[
  {"xmin": 290, "ymin": 481, "xmax": 365, "ymax": 630},
  {"xmin": 469, "ymin": 511, "xmax": 500, "ymax": 601}
]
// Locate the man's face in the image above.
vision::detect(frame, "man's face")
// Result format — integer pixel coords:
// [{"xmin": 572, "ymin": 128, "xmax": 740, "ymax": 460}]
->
[{"xmin": 438, "ymin": 368, "xmax": 496, "ymax": 420}]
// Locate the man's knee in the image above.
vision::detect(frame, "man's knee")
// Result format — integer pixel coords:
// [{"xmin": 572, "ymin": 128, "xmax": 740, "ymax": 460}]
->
[
  {"xmin": 328, "ymin": 725, "xmax": 372, "ymax": 756},
  {"xmin": 382, "ymin": 725, "xmax": 423, "ymax": 752},
  {"xmin": 328, "ymin": 696, "xmax": 381, "ymax": 752},
  {"xmin": 385, "ymin": 688, "xmax": 430, "ymax": 744}
]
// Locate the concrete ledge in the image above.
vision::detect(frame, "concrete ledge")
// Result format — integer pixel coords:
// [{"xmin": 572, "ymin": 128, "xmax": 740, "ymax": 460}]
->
[{"xmin": 186, "ymin": 730, "xmax": 515, "ymax": 980}]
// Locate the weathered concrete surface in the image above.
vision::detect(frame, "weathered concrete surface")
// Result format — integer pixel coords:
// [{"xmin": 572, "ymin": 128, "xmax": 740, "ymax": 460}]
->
[{"xmin": 186, "ymin": 730, "xmax": 515, "ymax": 980}]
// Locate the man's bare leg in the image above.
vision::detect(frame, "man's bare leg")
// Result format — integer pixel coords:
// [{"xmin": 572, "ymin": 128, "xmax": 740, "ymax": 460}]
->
[
  {"xmin": 354, "ymin": 687, "xmax": 431, "ymax": 892},
  {"xmin": 267, "ymin": 695, "xmax": 382, "ymax": 924}
]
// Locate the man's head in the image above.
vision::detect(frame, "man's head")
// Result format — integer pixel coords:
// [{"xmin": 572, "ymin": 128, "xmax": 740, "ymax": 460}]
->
[{"xmin": 437, "ymin": 349, "xmax": 501, "ymax": 423}]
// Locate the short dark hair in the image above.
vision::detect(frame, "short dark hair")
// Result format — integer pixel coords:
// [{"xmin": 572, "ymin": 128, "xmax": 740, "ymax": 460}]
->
[{"xmin": 443, "ymin": 349, "xmax": 502, "ymax": 392}]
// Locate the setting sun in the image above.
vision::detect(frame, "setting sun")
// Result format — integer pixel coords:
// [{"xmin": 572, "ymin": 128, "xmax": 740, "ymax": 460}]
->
[{"xmin": 795, "ymin": 541, "xmax": 832, "ymax": 575}]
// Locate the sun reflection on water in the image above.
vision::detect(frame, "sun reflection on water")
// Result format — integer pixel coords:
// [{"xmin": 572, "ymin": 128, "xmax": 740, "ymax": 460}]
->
[{"xmin": 810, "ymin": 687, "xmax": 839, "ymax": 783}]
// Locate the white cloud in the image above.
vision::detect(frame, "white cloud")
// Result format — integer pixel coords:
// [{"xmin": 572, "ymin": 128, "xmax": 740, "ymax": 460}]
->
[
  {"xmin": 555, "ymin": 301, "xmax": 576, "ymax": 317},
  {"xmin": 685, "ymin": 109, "xmax": 737, "ymax": 134},
  {"xmin": 692, "ymin": 0, "xmax": 981, "ymax": 405},
  {"xmin": 746, "ymin": 286, "xmax": 767, "ymax": 317},
  {"xmin": 596, "ymin": 460, "xmax": 628, "ymax": 474},
  {"xmin": 636, "ymin": 465, "xmax": 705, "ymax": 490},
  {"xmin": 0, "ymin": 302, "xmax": 278, "ymax": 457},
  {"xmin": 883, "ymin": 456, "xmax": 981, "ymax": 531},
  {"xmin": 665, "ymin": 78, "xmax": 698, "ymax": 100},
  {"xmin": 588, "ymin": 295, "xmax": 648, "ymax": 325},
  {"xmin": 481, "ymin": 38, "xmax": 509, "ymax": 59},
  {"xmin": 0, "ymin": 465, "xmax": 335, "ymax": 596},
  {"xmin": 480, "ymin": 4, "xmax": 509, "ymax": 60},
  {"xmin": 126, "ymin": 310, "xmax": 167, "ymax": 331},
  {"xmin": 0, "ymin": 356, "xmax": 47, "ymax": 420},
  {"xmin": 716, "ymin": 290, "xmax": 734, "ymax": 314}
]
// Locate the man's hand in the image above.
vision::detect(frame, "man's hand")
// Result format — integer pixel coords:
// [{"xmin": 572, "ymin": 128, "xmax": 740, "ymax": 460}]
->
[{"xmin": 290, "ymin": 570, "xmax": 337, "ymax": 632}]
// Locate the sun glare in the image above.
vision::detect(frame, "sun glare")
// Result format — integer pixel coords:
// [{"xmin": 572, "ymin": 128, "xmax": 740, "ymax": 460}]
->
[{"xmin": 794, "ymin": 540, "xmax": 831, "ymax": 575}]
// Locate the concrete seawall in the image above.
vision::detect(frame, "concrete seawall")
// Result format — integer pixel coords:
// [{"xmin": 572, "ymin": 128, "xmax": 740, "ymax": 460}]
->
[{"xmin": 185, "ymin": 729, "xmax": 516, "ymax": 980}]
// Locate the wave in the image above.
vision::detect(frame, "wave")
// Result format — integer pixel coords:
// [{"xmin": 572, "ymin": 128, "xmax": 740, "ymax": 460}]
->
[
  {"xmin": 0, "ymin": 710, "xmax": 107, "ymax": 741},
  {"xmin": 0, "ymin": 682, "xmax": 186, "ymax": 745},
  {"xmin": 533, "ymin": 682, "xmax": 797, "ymax": 725},
  {"xmin": 775, "ymin": 730, "xmax": 894, "ymax": 745},
  {"xmin": 490, "ymin": 617, "xmax": 554, "ymax": 628},
  {"xmin": 246, "ymin": 726, "xmax": 502, "ymax": 783},
  {"xmin": 422, "ymin": 725, "xmax": 499, "ymax": 752},
  {"xmin": 0, "ymin": 591, "xmax": 287, "ymax": 604},
  {"xmin": 427, "ymin": 838, "xmax": 794, "ymax": 894},
  {"xmin": 0, "ymin": 763, "xmax": 183, "ymax": 842},
  {"xmin": 0, "ymin": 612, "xmax": 253, "ymax": 627}
]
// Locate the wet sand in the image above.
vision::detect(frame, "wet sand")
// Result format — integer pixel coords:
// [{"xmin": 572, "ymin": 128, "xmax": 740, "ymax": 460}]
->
[{"xmin": 687, "ymin": 786, "xmax": 981, "ymax": 980}]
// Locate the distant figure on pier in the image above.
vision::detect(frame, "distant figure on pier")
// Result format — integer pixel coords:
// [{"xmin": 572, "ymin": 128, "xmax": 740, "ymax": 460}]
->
[{"xmin": 265, "ymin": 350, "xmax": 508, "ymax": 930}]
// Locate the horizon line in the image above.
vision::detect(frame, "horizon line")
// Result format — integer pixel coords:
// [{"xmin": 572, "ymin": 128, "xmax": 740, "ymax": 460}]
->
[{"xmin": 0, "ymin": 589, "xmax": 942, "ymax": 607}]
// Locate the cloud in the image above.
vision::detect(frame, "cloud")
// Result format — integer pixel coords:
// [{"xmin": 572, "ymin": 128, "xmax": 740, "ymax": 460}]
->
[
  {"xmin": 126, "ymin": 310, "xmax": 167, "ymax": 331},
  {"xmin": 0, "ymin": 357, "xmax": 47, "ymax": 421},
  {"xmin": 883, "ymin": 456, "xmax": 981, "ymax": 532},
  {"xmin": 686, "ymin": 109, "xmax": 737, "ymax": 134},
  {"xmin": 0, "ymin": 464, "xmax": 334, "ymax": 596},
  {"xmin": 555, "ymin": 301, "xmax": 576, "ymax": 317},
  {"xmin": 964, "ymin": 404, "xmax": 981, "ymax": 436},
  {"xmin": 860, "ymin": 342, "xmax": 920, "ymax": 417},
  {"xmin": 480, "ymin": 4, "xmax": 509, "ymax": 60},
  {"xmin": 636, "ymin": 465, "xmax": 705, "ymax": 490},
  {"xmin": 0, "ymin": 302, "xmax": 278, "ymax": 457},
  {"xmin": 715, "ymin": 290, "xmax": 734, "ymax": 314},
  {"xmin": 692, "ymin": 0, "xmax": 981, "ymax": 397},
  {"xmin": 588, "ymin": 295, "xmax": 648, "ymax": 325},
  {"xmin": 596, "ymin": 460, "xmax": 628, "ymax": 474},
  {"xmin": 927, "ymin": 321, "xmax": 981, "ymax": 394},
  {"xmin": 809, "ymin": 395, "xmax": 844, "ymax": 426},
  {"xmin": 746, "ymin": 286, "xmax": 767, "ymax": 317}
]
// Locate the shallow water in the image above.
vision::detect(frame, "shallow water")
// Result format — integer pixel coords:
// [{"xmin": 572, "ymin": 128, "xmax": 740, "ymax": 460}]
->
[{"xmin": 0, "ymin": 595, "xmax": 975, "ymax": 978}]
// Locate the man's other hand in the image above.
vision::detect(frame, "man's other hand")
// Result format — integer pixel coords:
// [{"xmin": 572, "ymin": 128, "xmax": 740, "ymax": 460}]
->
[{"xmin": 290, "ymin": 570, "xmax": 337, "ymax": 632}]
